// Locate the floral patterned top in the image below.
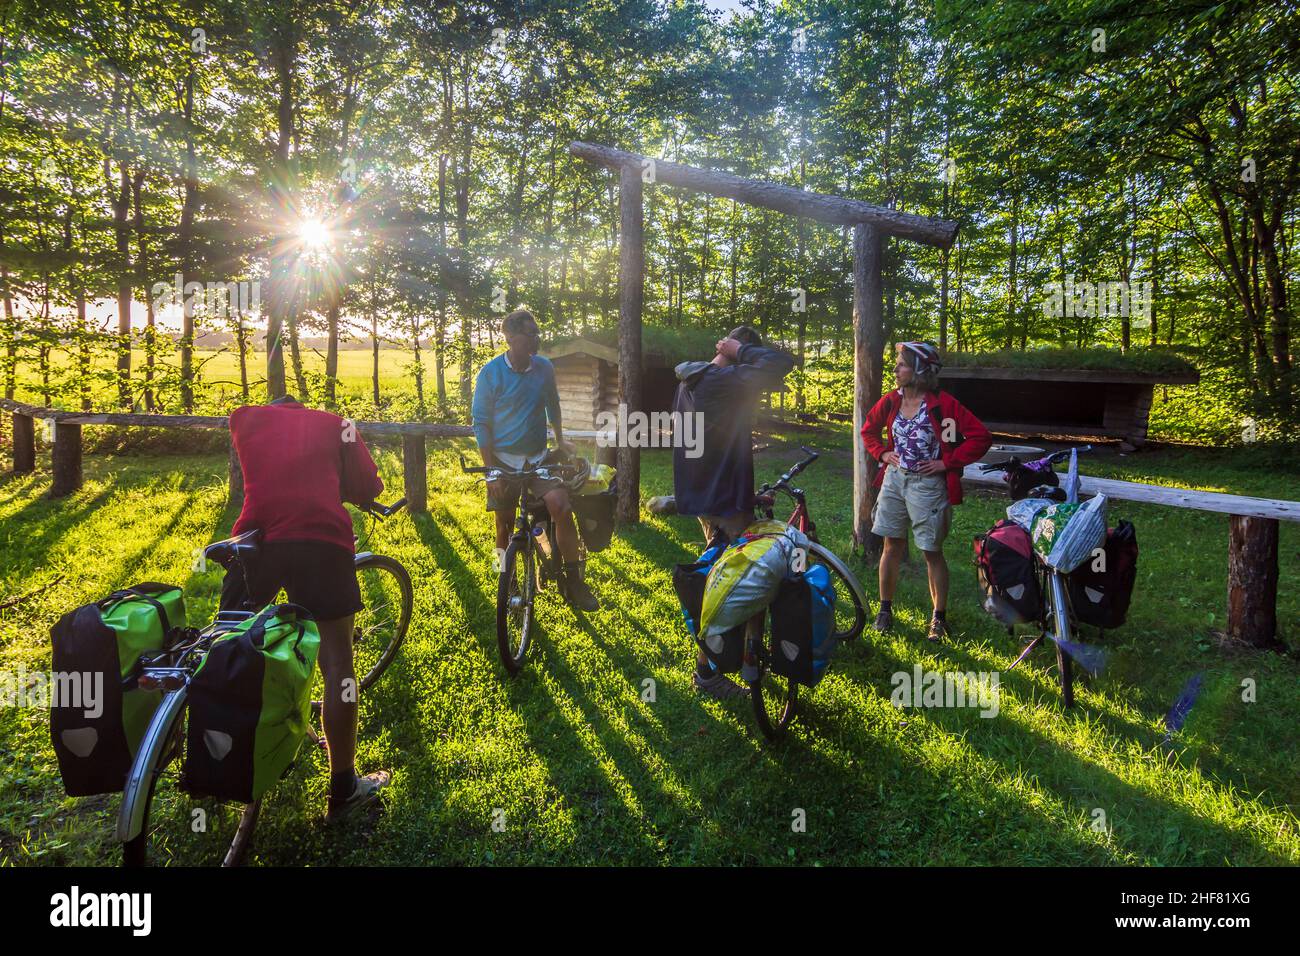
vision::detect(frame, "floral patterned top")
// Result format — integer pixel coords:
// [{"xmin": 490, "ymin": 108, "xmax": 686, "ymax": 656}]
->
[{"xmin": 891, "ymin": 398, "xmax": 941, "ymax": 472}]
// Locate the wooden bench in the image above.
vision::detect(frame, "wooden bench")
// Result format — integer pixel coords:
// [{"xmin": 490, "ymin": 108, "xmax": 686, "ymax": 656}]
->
[{"xmin": 962, "ymin": 463, "xmax": 1296, "ymax": 648}]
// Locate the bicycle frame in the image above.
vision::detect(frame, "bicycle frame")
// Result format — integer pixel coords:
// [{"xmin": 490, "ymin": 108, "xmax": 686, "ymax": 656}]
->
[{"xmin": 755, "ymin": 445, "xmax": 819, "ymax": 538}]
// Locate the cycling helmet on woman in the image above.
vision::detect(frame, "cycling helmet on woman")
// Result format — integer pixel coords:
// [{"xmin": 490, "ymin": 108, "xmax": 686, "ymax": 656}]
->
[{"xmin": 900, "ymin": 341, "xmax": 942, "ymax": 375}]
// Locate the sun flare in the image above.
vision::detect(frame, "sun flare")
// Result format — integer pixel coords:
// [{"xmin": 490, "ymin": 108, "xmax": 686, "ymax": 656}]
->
[{"xmin": 296, "ymin": 216, "xmax": 331, "ymax": 249}]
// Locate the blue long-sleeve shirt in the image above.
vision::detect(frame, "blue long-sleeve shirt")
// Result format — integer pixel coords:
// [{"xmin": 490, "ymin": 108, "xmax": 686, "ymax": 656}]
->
[{"xmin": 472, "ymin": 352, "xmax": 562, "ymax": 458}]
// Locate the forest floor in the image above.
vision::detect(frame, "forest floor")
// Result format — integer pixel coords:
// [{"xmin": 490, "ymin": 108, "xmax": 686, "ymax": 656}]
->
[{"xmin": 1, "ymin": 423, "xmax": 1297, "ymax": 865}]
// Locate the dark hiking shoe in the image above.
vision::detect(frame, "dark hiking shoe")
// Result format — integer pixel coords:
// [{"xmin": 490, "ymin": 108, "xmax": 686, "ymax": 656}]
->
[
  {"xmin": 562, "ymin": 561, "xmax": 600, "ymax": 612},
  {"xmin": 327, "ymin": 770, "xmax": 391, "ymax": 822},
  {"xmin": 693, "ymin": 671, "xmax": 750, "ymax": 699},
  {"xmin": 927, "ymin": 618, "xmax": 948, "ymax": 643},
  {"xmin": 873, "ymin": 608, "xmax": 894, "ymax": 632}
]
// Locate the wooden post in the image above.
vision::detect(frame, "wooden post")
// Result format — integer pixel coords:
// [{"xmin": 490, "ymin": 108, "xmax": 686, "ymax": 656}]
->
[
  {"xmin": 1227, "ymin": 515, "xmax": 1279, "ymax": 647},
  {"xmin": 402, "ymin": 432, "xmax": 428, "ymax": 514},
  {"xmin": 852, "ymin": 223, "xmax": 884, "ymax": 556},
  {"xmin": 616, "ymin": 162, "xmax": 644, "ymax": 525},
  {"xmin": 227, "ymin": 432, "xmax": 244, "ymax": 509},
  {"xmin": 12, "ymin": 413, "xmax": 35, "ymax": 473},
  {"xmin": 50, "ymin": 422, "xmax": 82, "ymax": 497}
]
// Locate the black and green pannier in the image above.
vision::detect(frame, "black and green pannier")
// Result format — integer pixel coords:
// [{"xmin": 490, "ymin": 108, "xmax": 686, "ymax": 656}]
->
[
  {"xmin": 182, "ymin": 603, "xmax": 320, "ymax": 803},
  {"xmin": 50, "ymin": 583, "xmax": 185, "ymax": 796}
]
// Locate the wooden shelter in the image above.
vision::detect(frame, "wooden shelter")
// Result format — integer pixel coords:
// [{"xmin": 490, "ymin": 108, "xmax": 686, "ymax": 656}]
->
[
  {"xmin": 941, "ymin": 365, "xmax": 1201, "ymax": 449},
  {"xmin": 569, "ymin": 140, "xmax": 958, "ymax": 547},
  {"xmin": 544, "ymin": 335, "xmax": 791, "ymax": 432},
  {"xmin": 544, "ymin": 337, "xmax": 678, "ymax": 431}
]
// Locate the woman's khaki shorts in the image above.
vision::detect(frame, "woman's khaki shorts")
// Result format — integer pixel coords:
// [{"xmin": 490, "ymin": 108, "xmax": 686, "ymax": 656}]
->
[{"xmin": 871, "ymin": 466, "xmax": 952, "ymax": 552}]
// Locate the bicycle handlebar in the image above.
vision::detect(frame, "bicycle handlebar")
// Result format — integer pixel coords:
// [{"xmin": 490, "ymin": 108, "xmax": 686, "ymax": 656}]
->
[
  {"xmin": 458, "ymin": 452, "xmax": 581, "ymax": 482},
  {"xmin": 758, "ymin": 446, "xmax": 820, "ymax": 497},
  {"xmin": 361, "ymin": 498, "xmax": 407, "ymax": 519}
]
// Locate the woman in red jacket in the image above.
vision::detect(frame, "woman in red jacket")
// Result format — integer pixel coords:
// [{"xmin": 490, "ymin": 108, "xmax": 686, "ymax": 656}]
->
[{"xmin": 860, "ymin": 343, "xmax": 991, "ymax": 641}]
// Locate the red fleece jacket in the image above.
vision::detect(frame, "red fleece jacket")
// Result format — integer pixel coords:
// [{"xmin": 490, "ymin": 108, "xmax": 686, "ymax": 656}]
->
[
  {"xmin": 230, "ymin": 399, "xmax": 384, "ymax": 552},
  {"xmin": 860, "ymin": 389, "xmax": 992, "ymax": 506}
]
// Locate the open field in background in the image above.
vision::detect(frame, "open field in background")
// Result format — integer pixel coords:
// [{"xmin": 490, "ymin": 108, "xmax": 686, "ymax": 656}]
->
[
  {"xmin": 1, "ymin": 421, "xmax": 1296, "ymax": 865},
  {"xmin": 5, "ymin": 343, "xmax": 1266, "ymax": 447},
  {"xmin": 8, "ymin": 347, "xmax": 470, "ymax": 420}
]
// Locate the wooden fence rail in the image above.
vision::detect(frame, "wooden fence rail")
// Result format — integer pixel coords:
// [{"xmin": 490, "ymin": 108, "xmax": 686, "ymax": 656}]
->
[{"xmin": 1, "ymin": 398, "xmax": 474, "ymax": 513}]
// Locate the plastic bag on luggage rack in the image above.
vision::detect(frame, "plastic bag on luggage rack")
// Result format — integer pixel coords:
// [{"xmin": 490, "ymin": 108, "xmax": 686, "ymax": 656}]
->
[
  {"xmin": 698, "ymin": 520, "xmax": 809, "ymax": 644},
  {"xmin": 1031, "ymin": 494, "xmax": 1108, "ymax": 574}
]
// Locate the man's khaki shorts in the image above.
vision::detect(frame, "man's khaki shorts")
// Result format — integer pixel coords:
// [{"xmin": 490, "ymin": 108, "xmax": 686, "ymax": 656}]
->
[{"xmin": 871, "ymin": 466, "xmax": 952, "ymax": 552}]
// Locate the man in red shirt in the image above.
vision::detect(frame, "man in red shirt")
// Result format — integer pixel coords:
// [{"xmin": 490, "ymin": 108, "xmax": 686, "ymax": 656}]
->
[{"xmin": 222, "ymin": 394, "xmax": 390, "ymax": 819}]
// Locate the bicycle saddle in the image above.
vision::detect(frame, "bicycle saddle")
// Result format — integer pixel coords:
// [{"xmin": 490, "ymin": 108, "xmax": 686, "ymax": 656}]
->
[{"xmin": 204, "ymin": 529, "xmax": 262, "ymax": 569}]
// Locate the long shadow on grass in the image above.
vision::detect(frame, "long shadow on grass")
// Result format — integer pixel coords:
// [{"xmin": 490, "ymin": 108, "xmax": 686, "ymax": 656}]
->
[
  {"xmin": 408, "ymin": 507, "xmax": 885, "ymax": 862},
  {"xmin": 0, "ymin": 478, "xmax": 125, "ymax": 584},
  {"xmin": 860, "ymin": 634, "xmax": 1293, "ymax": 864}
]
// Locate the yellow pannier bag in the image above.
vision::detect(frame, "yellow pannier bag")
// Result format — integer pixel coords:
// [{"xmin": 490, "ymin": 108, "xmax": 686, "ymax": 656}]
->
[{"xmin": 699, "ymin": 520, "xmax": 808, "ymax": 640}]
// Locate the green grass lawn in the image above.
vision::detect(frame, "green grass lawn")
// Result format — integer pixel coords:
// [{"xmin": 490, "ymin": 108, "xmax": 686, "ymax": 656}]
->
[{"xmin": 1, "ymin": 423, "xmax": 1297, "ymax": 865}]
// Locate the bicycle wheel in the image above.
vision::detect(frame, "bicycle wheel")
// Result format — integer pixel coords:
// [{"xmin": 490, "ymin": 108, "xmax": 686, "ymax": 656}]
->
[
  {"xmin": 746, "ymin": 614, "xmax": 798, "ymax": 741},
  {"xmin": 351, "ymin": 554, "xmax": 413, "ymax": 691},
  {"xmin": 497, "ymin": 536, "xmax": 535, "ymax": 676},
  {"xmin": 805, "ymin": 541, "xmax": 868, "ymax": 642},
  {"xmin": 119, "ymin": 691, "xmax": 259, "ymax": 867}
]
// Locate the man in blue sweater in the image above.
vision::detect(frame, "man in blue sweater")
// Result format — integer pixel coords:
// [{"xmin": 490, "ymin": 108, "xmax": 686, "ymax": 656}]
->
[{"xmin": 472, "ymin": 309, "xmax": 599, "ymax": 611}]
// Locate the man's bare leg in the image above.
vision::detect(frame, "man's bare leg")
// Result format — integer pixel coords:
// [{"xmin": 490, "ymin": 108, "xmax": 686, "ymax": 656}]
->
[
  {"xmin": 316, "ymin": 616, "xmax": 358, "ymax": 777},
  {"xmin": 544, "ymin": 487, "xmax": 598, "ymax": 610},
  {"xmin": 317, "ymin": 614, "xmax": 390, "ymax": 816},
  {"xmin": 495, "ymin": 508, "xmax": 515, "ymax": 553},
  {"xmin": 544, "ymin": 487, "xmax": 580, "ymax": 563}
]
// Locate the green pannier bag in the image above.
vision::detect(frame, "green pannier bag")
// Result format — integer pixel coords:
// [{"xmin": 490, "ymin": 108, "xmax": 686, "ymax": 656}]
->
[
  {"xmin": 182, "ymin": 603, "xmax": 320, "ymax": 803},
  {"xmin": 50, "ymin": 583, "xmax": 185, "ymax": 796}
]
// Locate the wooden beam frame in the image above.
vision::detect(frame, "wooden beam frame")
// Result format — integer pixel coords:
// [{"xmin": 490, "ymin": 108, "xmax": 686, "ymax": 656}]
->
[
  {"xmin": 852, "ymin": 223, "xmax": 884, "ymax": 554},
  {"xmin": 571, "ymin": 141, "xmax": 956, "ymax": 537},
  {"xmin": 570, "ymin": 142, "xmax": 958, "ymax": 248}
]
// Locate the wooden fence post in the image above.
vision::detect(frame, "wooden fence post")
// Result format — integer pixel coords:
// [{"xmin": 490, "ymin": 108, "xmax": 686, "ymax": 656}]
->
[
  {"xmin": 616, "ymin": 161, "xmax": 644, "ymax": 526},
  {"xmin": 1227, "ymin": 515, "xmax": 1280, "ymax": 647},
  {"xmin": 12, "ymin": 413, "xmax": 35, "ymax": 473},
  {"xmin": 50, "ymin": 422, "xmax": 82, "ymax": 497},
  {"xmin": 852, "ymin": 223, "xmax": 884, "ymax": 558},
  {"xmin": 402, "ymin": 432, "xmax": 428, "ymax": 513},
  {"xmin": 227, "ymin": 432, "xmax": 244, "ymax": 509}
]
